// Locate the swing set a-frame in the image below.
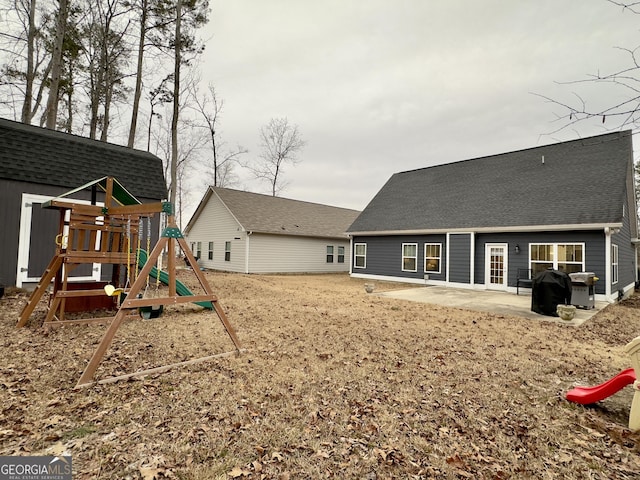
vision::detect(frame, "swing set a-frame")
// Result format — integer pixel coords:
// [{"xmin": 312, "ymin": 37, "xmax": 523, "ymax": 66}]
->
[{"xmin": 17, "ymin": 177, "xmax": 241, "ymax": 388}]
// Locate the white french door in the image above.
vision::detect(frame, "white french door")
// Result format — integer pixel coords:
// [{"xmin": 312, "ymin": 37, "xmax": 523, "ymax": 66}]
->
[{"xmin": 485, "ymin": 243, "xmax": 508, "ymax": 290}]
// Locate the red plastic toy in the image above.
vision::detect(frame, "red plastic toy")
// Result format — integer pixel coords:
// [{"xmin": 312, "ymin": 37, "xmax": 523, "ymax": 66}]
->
[{"xmin": 565, "ymin": 368, "xmax": 637, "ymax": 404}]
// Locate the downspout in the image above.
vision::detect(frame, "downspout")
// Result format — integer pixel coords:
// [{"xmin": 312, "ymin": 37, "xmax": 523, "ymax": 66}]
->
[
  {"xmin": 632, "ymin": 237, "xmax": 640, "ymax": 286},
  {"xmin": 245, "ymin": 231, "xmax": 252, "ymax": 274},
  {"xmin": 604, "ymin": 227, "xmax": 613, "ymax": 301},
  {"xmin": 349, "ymin": 236, "xmax": 353, "ymax": 275},
  {"xmin": 445, "ymin": 232, "xmax": 450, "ymax": 284},
  {"xmin": 470, "ymin": 232, "xmax": 475, "ymax": 287}
]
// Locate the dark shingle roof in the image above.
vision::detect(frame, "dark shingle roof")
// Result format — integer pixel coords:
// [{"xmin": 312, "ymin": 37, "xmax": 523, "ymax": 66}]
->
[
  {"xmin": 189, "ymin": 187, "xmax": 361, "ymax": 239},
  {"xmin": 348, "ymin": 131, "xmax": 634, "ymax": 233},
  {"xmin": 0, "ymin": 117, "xmax": 166, "ymax": 200}
]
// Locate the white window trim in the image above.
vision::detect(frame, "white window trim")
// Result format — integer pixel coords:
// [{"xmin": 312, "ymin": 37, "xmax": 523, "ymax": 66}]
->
[
  {"xmin": 424, "ymin": 242, "xmax": 442, "ymax": 274},
  {"xmin": 402, "ymin": 243, "xmax": 418, "ymax": 272},
  {"xmin": 354, "ymin": 243, "xmax": 367, "ymax": 269}
]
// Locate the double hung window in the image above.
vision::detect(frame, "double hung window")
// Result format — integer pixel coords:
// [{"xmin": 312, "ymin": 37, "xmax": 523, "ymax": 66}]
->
[
  {"xmin": 354, "ymin": 243, "xmax": 366, "ymax": 268},
  {"xmin": 424, "ymin": 243, "xmax": 442, "ymax": 273},
  {"xmin": 402, "ymin": 243, "xmax": 418, "ymax": 272}
]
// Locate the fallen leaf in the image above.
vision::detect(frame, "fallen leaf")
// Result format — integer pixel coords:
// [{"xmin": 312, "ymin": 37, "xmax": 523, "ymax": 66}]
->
[
  {"xmin": 228, "ymin": 466, "xmax": 250, "ymax": 477},
  {"xmin": 139, "ymin": 466, "xmax": 163, "ymax": 480}
]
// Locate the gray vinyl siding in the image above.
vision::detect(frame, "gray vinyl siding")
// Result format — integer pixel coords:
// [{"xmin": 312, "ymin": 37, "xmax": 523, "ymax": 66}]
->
[
  {"xmin": 248, "ymin": 234, "xmax": 351, "ymax": 273},
  {"xmin": 612, "ymin": 203, "xmax": 636, "ymax": 294},
  {"xmin": 185, "ymin": 194, "xmax": 247, "ymax": 273},
  {"xmin": 475, "ymin": 231, "xmax": 606, "ymax": 294},
  {"xmin": 351, "ymin": 235, "xmax": 446, "ymax": 281},
  {"xmin": 448, "ymin": 234, "xmax": 471, "ymax": 284},
  {"xmin": 353, "ymin": 230, "xmax": 612, "ymax": 295}
]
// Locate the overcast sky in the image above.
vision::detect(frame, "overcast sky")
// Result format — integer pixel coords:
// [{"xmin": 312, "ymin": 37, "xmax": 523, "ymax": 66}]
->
[{"xmin": 199, "ymin": 0, "xmax": 640, "ymax": 211}]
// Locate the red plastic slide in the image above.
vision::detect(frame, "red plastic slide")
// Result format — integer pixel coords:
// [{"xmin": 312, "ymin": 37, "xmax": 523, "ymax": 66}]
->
[{"xmin": 566, "ymin": 368, "xmax": 637, "ymax": 404}]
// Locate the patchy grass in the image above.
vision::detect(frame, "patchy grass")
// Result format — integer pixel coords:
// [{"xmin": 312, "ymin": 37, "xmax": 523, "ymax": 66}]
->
[{"xmin": 1, "ymin": 272, "xmax": 639, "ymax": 479}]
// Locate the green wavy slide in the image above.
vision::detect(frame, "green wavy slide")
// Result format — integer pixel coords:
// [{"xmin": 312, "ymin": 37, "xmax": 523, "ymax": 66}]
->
[{"xmin": 136, "ymin": 249, "xmax": 213, "ymax": 309}]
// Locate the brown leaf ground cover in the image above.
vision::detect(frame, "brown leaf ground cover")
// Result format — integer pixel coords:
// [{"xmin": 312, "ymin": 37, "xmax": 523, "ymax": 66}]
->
[{"xmin": 1, "ymin": 271, "xmax": 639, "ymax": 479}]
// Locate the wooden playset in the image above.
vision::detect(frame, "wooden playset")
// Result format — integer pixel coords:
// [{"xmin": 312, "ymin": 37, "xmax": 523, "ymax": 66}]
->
[{"xmin": 17, "ymin": 177, "xmax": 241, "ymax": 387}]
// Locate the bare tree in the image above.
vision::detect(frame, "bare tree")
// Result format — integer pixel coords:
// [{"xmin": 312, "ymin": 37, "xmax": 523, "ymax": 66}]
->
[
  {"xmin": 192, "ymin": 83, "xmax": 246, "ymax": 187},
  {"xmin": 126, "ymin": 0, "xmax": 175, "ymax": 148},
  {"xmin": 80, "ymin": 0, "xmax": 133, "ymax": 141},
  {"xmin": 247, "ymin": 117, "xmax": 306, "ymax": 196},
  {"xmin": 43, "ymin": 0, "xmax": 69, "ymax": 129},
  {"xmin": 535, "ymin": 1, "xmax": 640, "ymax": 134},
  {"xmin": 168, "ymin": 0, "xmax": 181, "ymax": 207},
  {"xmin": 152, "ymin": 102, "xmax": 206, "ymax": 229},
  {"xmin": 0, "ymin": 0, "xmax": 54, "ymax": 123},
  {"xmin": 127, "ymin": 0, "xmax": 148, "ymax": 147},
  {"xmin": 18, "ymin": 0, "xmax": 38, "ymax": 123},
  {"xmin": 168, "ymin": 0, "xmax": 208, "ymax": 206}
]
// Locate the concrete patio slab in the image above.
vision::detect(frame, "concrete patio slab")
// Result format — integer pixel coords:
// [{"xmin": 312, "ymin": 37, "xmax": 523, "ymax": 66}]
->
[{"xmin": 375, "ymin": 286, "xmax": 609, "ymax": 326}]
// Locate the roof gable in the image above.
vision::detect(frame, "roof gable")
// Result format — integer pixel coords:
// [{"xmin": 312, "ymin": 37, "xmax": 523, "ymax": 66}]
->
[
  {"xmin": 348, "ymin": 131, "xmax": 635, "ymax": 233},
  {"xmin": 0, "ymin": 117, "xmax": 166, "ymax": 200},
  {"xmin": 187, "ymin": 187, "xmax": 361, "ymax": 239}
]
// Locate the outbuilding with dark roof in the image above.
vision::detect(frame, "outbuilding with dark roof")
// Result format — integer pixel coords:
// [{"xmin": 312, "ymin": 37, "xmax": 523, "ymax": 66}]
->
[
  {"xmin": 184, "ymin": 187, "xmax": 361, "ymax": 273},
  {"xmin": 347, "ymin": 130, "xmax": 639, "ymax": 303},
  {"xmin": 0, "ymin": 117, "xmax": 166, "ymax": 288}
]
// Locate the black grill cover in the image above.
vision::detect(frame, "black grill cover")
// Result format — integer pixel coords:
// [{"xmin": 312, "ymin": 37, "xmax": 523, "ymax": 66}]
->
[{"xmin": 531, "ymin": 269, "xmax": 572, "ymax": 316}]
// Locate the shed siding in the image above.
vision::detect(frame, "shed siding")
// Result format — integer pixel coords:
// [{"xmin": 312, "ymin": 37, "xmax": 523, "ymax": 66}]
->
[
  {"xmin": 448, "ymin": 234, "xmax": 471, "ymax": 284},
  {"xmin": 248, "ymin": 234, "xmax": 351, "ymax": 273},
  {"xmin": 184, "ymin": 193, "xmax": 246, "ymax": 273}
]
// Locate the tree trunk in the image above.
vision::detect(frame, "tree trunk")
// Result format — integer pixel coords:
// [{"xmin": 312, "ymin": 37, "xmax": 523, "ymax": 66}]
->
[
  {"xmin": 21, "ymin": 0, "xmax": 37, "ymax": 124},
  {"xmin": 128, "ymin": 0, "xmax": 148, "ymax": 148},
  {"xmin": 100, "ymin": 77, "xmax": 112, "ymax": 142},
  {"xmin": 170, "ymin": 0, "xmax": 182, "ymax": 207},
  {"xmin": 44, "ymin": 0, "xmax": 69, "ymax": 130}
]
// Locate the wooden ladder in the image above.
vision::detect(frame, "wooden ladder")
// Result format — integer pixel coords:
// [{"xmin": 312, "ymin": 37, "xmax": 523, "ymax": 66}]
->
[{"xmin": 17, "ymin": 254, "xmax": 64, "ymax": 328}]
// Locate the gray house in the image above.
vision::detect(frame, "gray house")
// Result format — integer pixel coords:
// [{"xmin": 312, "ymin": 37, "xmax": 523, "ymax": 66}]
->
[
  {"xmin": 0, "ymin": 117, "xmax": 166, "ymax": 288},
  {"xmin": 347, "ymin": 131, "xmax": 639, "ymax": 303},
  {"xmin": 184, "ymin": 187, "xmax": 361, "ymax": 274}
]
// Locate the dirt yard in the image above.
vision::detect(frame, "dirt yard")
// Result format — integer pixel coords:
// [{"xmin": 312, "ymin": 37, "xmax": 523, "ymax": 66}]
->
[{"xmin": 1, "ymin": 271, "xmax": 639, "ymax": 479}]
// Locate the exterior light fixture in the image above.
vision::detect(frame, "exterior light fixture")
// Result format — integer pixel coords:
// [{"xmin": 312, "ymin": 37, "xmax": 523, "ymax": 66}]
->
[{"xmin": 515, "ymin": 244, "xmax": 520, "ymax": 254}]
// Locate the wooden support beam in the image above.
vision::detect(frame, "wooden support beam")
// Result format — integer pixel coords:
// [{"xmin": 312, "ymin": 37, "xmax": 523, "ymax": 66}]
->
[
  {"xmin": 121, "ymin": 294, "xmax": 219, "ymax": 309},
  {"xmin": 76, "ymin": 349, "xmax": 246, "ymax": 388},
  {"xmin": 54, "ymin": 289, "xmax": 114, "ymax": 298},
  {"xmin": 106, "ymin": 203, "xmax": 166, "ymax": 216},
  {"xmin": 17, "ymin": 255, "xmax": 64, "ymax": 327},
  {"xmin": 44, "ymin": 313, "xmax": 139, "ymax": 329}
]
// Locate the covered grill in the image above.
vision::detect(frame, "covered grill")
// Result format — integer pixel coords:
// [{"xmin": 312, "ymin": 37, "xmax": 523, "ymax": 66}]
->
[
  {"xmin": 569, "ymin": 272, "xmax": 597, "ymax": 309},
  {"xmin": 531, "ymin": 269, "xmax": 572, "ymax": 317}
]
